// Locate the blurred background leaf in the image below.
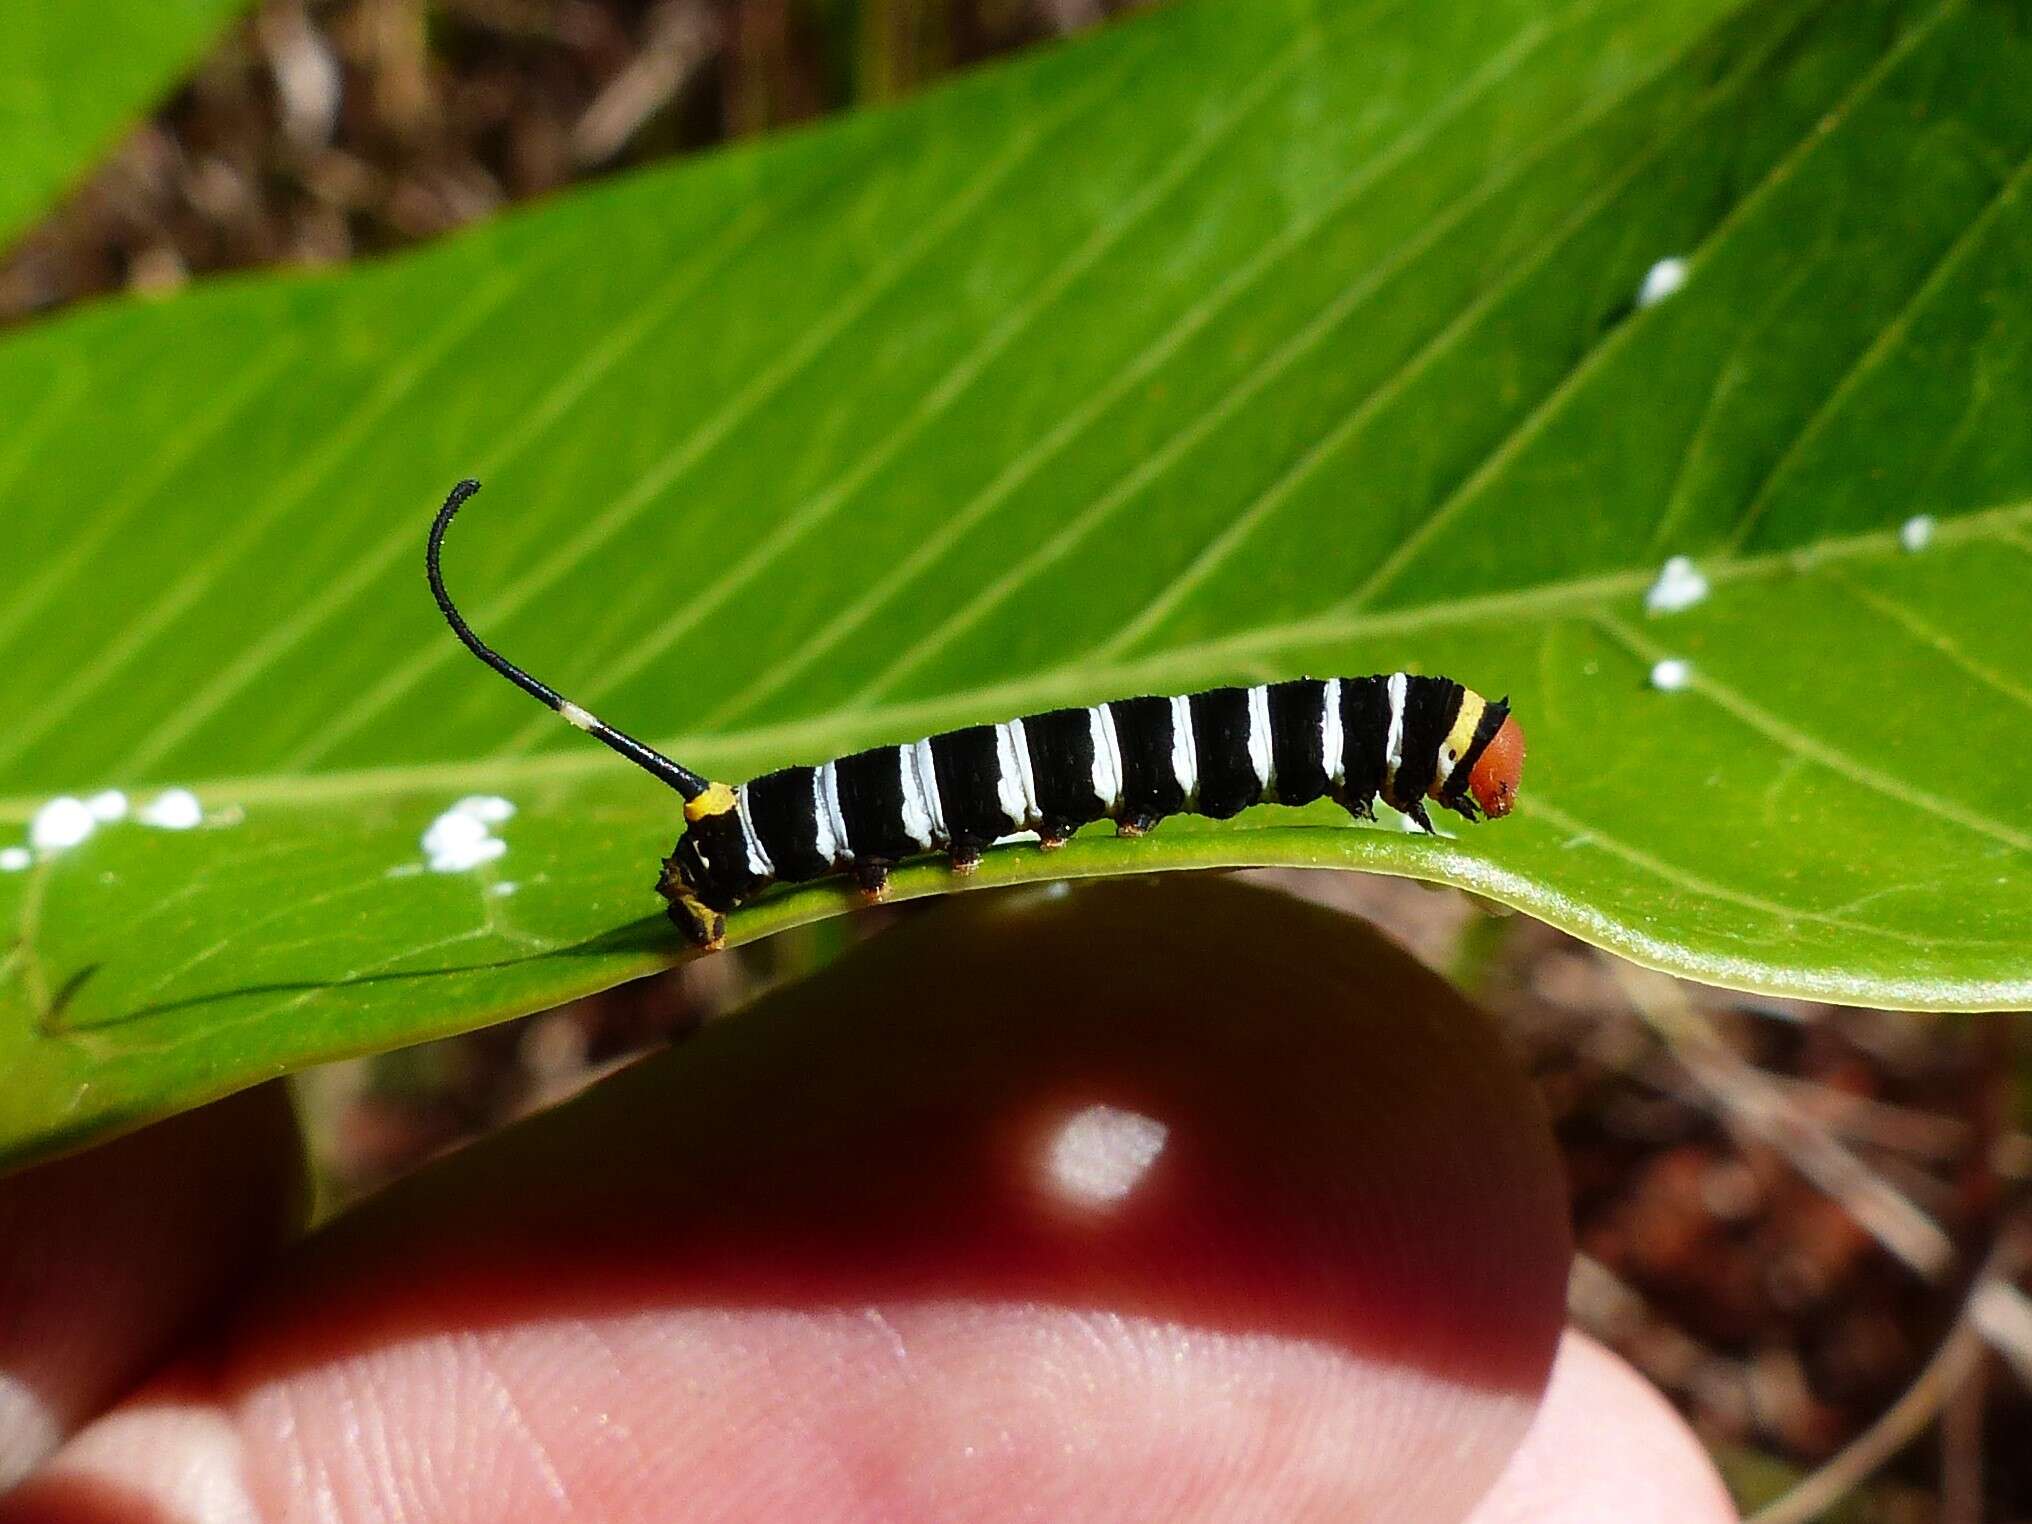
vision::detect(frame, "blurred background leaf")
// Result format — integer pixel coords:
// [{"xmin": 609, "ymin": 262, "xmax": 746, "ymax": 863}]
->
[
  {"xmin": 0, "ymin": 0, "xmax": 253, "ymax": 247},
  {"xmin": 2, "ymin": 0, "xmax": 2029, "ymax": 1168}
]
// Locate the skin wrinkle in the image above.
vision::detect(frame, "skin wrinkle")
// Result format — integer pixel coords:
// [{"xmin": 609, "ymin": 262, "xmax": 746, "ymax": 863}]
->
[{"xmin": 452, "ymin": 1332, "xmax": 576, "ymax": 1513}]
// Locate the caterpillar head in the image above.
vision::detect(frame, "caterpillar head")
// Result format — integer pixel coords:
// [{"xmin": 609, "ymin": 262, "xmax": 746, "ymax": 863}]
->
[
  {"xmin": 1465, "ymin": 710, "xmax": 1525, "ymax": 818},
  {"xmin": 657, "ymin": 783, "xmax": 757, "ymax": 947},
  {"xmin": 1434, "ymin": 692, "xmax": 1525, "ymax": 821}
]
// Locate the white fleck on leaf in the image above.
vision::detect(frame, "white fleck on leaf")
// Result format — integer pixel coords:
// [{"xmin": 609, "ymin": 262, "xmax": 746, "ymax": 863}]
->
[
  {"xmin": 1644, "ymin": 555, "xmax": 1709, "ymax": 615},
  {"xmin": 138, "ymin": 789, "xmax": 205, "ymax": 830},
  {"xmin": 84, "ymin": 789, "xmax": 129, "ymax": 823},
  {"xmin": 1650, "ymin": 658, "xmax": 1694, "ymax": 692},
  {"xmin": 1635, "ymin": 255, "xmax": 1689, "ymax": 308},
  {"xmin": 29, "ymin": 798, "xmax": 95, "ymax": 852}
]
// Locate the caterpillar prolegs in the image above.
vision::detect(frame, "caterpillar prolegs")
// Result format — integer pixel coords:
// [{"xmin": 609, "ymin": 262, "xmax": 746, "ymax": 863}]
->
[{"xmin": 428, "ymin": 481, "xmax": 1526, "ymax": 949}]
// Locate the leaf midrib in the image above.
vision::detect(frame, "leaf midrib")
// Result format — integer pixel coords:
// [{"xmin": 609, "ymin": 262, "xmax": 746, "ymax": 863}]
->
[{"xmin": 4, "ymin": 496, "xmax": 2020, "ymax": 824}]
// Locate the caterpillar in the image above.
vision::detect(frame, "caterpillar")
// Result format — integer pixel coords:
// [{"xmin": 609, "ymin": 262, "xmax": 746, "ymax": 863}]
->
[{"xmin": 428, "ymin": 480, "xmax": 1525, "ymax": 948}]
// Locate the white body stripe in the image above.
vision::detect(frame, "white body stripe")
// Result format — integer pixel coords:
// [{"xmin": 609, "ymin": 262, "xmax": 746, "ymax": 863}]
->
[
  {"xmin": 1003, "ymin": 720, "xmax": 1042, "ymax": 827},
  {"xmin": 895, "ymin": 745, "xmax": 934, "ymax": 849},
  {"xmin": 818, "ymin": 760, "xmax": 853, "ymax": 862},
  {"xmin": 1089, "ymin": 705, "xmax": 1123, "ymax": 812},
  {"xmin": 1169, "ymin": 694, "xmax": 1198, "ymax": 802},
  {"xmin": 1384, "ymin": 672, "xmax": 1409, "ymax": 781},
  {"xmin": 993, "ymin": 723, "xmax": 1028, "ymax": 827},
  {"xmin": 912, "ymin": 737, "xmax": 947, "ymax": 841},
  {"xmin": 734, "ymin": 784, "xmax": 774, "ymax": 879},
  {"xmin": 1244, "ymin": 685, "xmax": 1274, "ymax": 790},
  {"xmin": 809, "ymin": 769, "xmax": 840, "ymax": 864},
  {"xmin": 1321, "ymin": 678, "xmax": 1344, "ymax": 785}
]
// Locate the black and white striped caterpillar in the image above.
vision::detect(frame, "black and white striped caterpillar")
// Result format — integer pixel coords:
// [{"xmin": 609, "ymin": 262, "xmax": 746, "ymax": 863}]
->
[{"xmin": 428, "ymin": 481, "xmax": 1526, "ymax": 948}]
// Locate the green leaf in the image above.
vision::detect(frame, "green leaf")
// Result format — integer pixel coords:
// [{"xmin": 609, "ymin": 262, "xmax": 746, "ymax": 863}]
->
[
  {"xmin": 4, "ymin": 0, "xmax": 2030, "ymax": 1170},
  {"xmin": 0, "ymin": 0, "xmax": 251, "ymax": 249}
]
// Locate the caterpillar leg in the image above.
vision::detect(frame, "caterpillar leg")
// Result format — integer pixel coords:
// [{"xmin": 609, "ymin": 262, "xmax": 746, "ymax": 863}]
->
[
  {"xmin": 1400, "ymin": 800, "xmax": 1437, "ymax": 835},
  {"xmin": 1442, "ymin": 793, "xmax": 1482, "ymax": 824},
  {"xmin": 1115, "ymin": 811, "xmax": 1159, "ymax": 838},
  {"xmin": 854, "ymin": 861, "xmax": 893, "ymax": 901},
  {"xmin": 1039, "ymin": 816, "xmax": 1083, "ymax": 851},
  {"xmin": 948, "ymin": 844, "xmax": 983, "ymax": 876},
  {"xmin": 657, "ymin": 855, "xmax": 728, "ymax": 950},
  {"xmin": 665, "ymin": 892, "xmax": 727, "ymax": 951}
]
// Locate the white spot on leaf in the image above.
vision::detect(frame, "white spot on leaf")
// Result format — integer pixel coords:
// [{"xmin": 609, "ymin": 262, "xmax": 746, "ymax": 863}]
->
[
  {"xmin": 1899, "ymin": 514, "xmax": 1935, "ymax": 553},
  {"xmin": 139, "ymin": 789, "xmax": 205, "ymax": 830},
  {"xmin": 415, "ymin": 796, "xmax": 519, "ymax": 874},
  {"xmin": 422, "ymin": 808, "xmax": 508, "ymax": 873},
  {"xmin": 1636, "ymin": 256, "xmax": 1688, "ymax": 308},
  {"xmin": 30, "ymin": 797, "xmax": 95, "ymax": 852},
  {"xmin": 0, "ymin": 847, "xmax": 30, "ymax": 872},
  {"xmin": 84, "ymin": 790, "xmax": 129, "ymax": 823},
  {"xmin": 1650, "ymin": 658, "xmax": 1694, "ymax": 692},
  {"xmin": 1645, "ymin": 555, "xmax": 1709, "ymax": 615}
]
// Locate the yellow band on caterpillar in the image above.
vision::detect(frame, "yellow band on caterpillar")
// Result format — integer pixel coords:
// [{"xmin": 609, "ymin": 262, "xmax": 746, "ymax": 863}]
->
[
  {"xmin": 684, "ymin": 780, "xmax": 738, "ymax": 822},
  {"xmin": 1441, "ymin": 691, "xmax": 1487, "ymax": 773}
]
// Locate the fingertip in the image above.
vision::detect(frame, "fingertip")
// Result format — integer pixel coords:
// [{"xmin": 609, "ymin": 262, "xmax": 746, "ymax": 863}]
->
[
  {"xmin": 0, "ymin": 1390, "xmax": 259, "ymax": 1524},
  {"xmin": 1466, "ymin": 1332, "xmax": 1739, "ymax": 1523},
  {"xmin": 270, "ymin": 877, "xmax": 1570, "ymax": 1394},
  {"xmin": 30, "ymin": 878, "xmax": 1575, "ymax": 1522},
  {"xmin": 0, "ymin": 1084, "xmax": 305, "ymax": 1488}
]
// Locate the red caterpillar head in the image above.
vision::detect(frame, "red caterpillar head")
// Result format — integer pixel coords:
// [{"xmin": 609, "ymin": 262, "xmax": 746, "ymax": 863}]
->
[
  {"xmin": 1434, "ymin": 692, "xmax": 1525, "ymax": 821},
  {"xmin": 1466, "ymin": 711, "xmax": 1525, "ymax": 818}
]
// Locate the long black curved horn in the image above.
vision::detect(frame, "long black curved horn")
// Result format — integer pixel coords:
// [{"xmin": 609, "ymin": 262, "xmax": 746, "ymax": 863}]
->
[{"xmin": 426, "ymin": 479, "xmax": 710, "ymax": 800}]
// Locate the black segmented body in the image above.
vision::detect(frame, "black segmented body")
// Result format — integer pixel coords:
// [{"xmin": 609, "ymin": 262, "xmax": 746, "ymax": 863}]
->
[
  {"xmin": 665, "ymin": 674, "xmax": 1509, "ymax": 922},
  {"xmin": 424, "ymin": 481, "xmax": 1518, "ymax": 953}
]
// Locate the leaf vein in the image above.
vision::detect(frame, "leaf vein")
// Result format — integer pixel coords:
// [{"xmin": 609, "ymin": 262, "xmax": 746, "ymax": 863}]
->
[
  {"xmin": 698, "ymin": 0, "xmax": 1591, "ymax": 728},
  {"xmin": 493, "ymin": 20, "xmax": 1330, "ymax": 753},
  {"xmin": 849, "ymin": 0, "xmax": 1725, "ymax": 703},
  {"xmin": 1524, "ymin": 794, "xmax": 1993, "ymax": 948},
  {"xmin": 1340, "ymin": 0, "xmax": 1965, "ymax": 613},
  {"xmin": 1594, "ymin": 612, "xmax": 2032, "ymax": 854},
  {"xmin": 1824, "ymin": 569, "xmax": 2032, "ymax": 715},
  {"xmin": 1723, "ymin": 141, "xmax": 2032, "ymax": 550},
  {"xmin": 4, "ymin": 495, "xmax": 2022, "ymax": 822},
  {"xmin": 0, "ymin": 264, "xmax": 531, "ymax": 776},
  {"xmin": 286, "ymin": 31, "xmax": 1165, "ymax": 770}
]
